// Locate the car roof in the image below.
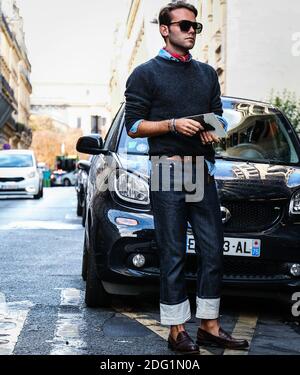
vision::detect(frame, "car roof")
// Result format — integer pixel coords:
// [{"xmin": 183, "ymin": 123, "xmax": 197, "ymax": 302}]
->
[{"xmin": 221, "ymin": 96, "xmax": 277, "ymax": 109}]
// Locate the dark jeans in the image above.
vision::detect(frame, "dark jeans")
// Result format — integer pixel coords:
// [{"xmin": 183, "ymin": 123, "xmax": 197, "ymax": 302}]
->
[{"xmin": 150, "ymin": 159, "xmax": 224, "ymax": 324}]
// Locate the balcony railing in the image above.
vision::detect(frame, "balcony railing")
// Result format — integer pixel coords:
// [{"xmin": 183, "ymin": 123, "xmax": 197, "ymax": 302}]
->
[{"xmin": 1, "ymin": 75, "xmax": 17, "ymax": 105}]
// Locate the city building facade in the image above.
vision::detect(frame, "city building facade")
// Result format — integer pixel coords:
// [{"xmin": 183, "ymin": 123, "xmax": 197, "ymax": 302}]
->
[
  {"xmin": 30, "ymin": 82, "xmax": 111, "ymax": 138},
  {"xmin": 0, "ymin": 0, "xmax": 32, "ymax": 149},
  {"xmin": 110, "ymin": 0, "xmax": 300, "ymax": 116}
]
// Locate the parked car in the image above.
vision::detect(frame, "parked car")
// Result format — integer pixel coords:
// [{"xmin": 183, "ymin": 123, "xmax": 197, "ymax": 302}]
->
[
  {"xmin": 50, "ymin": 169, "xmax": 78, "ymax": 187},
  {"xmin": 76, "ymin": 98, "xmax": 300, "ymax": 315},
  {"xmin": 75, "ymin": 159, "xmax": 91, "ymax": 225},
  {"xmin": 0, "ymin": 149, "xmax": 43, "ymax": 199}
]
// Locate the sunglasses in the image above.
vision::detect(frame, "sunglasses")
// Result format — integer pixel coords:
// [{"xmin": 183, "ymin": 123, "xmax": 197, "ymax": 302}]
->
[{"xmin": 168, "ymin": 20, "xmax": 203, "ymax": 34}]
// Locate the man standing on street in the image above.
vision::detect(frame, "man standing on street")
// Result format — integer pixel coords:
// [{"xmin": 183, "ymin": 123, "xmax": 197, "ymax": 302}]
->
[{"xmin": 125, "ymin": 1, "xmax": 249, "ymax": 354}]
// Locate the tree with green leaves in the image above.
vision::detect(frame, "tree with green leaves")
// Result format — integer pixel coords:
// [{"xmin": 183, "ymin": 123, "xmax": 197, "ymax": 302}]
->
[{"xmin": 269, "ymin": 90, "xmax": 300, "ymax": 133}]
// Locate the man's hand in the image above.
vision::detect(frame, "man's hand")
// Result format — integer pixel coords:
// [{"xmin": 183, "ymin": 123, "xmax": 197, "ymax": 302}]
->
[
  {"xmin": 174, "ymin": 118, "xmax": 204, "ymax": 137},
  {"xmin": 199, "ymin": 130, "xmax": 220, "ymax": 145}
]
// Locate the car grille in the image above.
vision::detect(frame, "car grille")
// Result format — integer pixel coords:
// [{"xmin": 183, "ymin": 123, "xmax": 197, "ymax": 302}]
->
[
  {"xmin": 142, "ymin": 258, "xmax": 291, "ymax": 281},
  {"xmin": 184, "ymin": 257, "xmax": 291, "ymax": 280},
  {"xmin": 0, "ymin": 177, "xmax": 25, "ymax": 182},
  {"xmin": 221, "ymin": 200, "xmax": 284, "ymax": 233},
  {"xmin": 123, "ymin": 241, "xmax": 292, "ymax": 281}
]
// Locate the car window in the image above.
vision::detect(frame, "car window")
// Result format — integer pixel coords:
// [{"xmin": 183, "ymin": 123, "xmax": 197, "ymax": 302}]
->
[
  {"xmin": 0, "ymin": 154, "xmax": 34, "ymax": 168},
  {"xmin": 104, "ymin": 105, "xmax": 124, "ymax": 150},
  {"xmin": 118, "ymin": 125, "xmax": 149, "ymax": 155},
  {"xmin": 217, "ymin": 103, "xmax": 299, "ymax": 164},
  {"xmin": 116, "ymin": 100, "xmax": 300, "ymax": 164}
]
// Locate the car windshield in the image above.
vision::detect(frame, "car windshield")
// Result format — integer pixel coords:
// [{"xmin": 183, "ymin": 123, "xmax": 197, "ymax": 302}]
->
[
  {"xmin": 117, "ymin": 102, "xmax": 300, "ymax": 165},
  {"xmin": 0, "ymin": 154, "xmax": 33, "ymax": 168},
  {"xmin": 218, "ymin": 102, "xmax": 299, "ymax": 164}
]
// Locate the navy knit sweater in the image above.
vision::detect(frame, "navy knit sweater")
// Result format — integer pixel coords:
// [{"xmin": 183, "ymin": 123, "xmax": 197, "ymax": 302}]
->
[{"xmin": 124, "ymin": 56, "xmax": 223, "ymax": 162}]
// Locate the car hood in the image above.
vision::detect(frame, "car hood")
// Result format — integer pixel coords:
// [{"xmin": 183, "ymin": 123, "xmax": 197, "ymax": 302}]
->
[
  {"xmin": 0, "ymin": 166, "xmax": 36, "ymax": 178},
  {"xmin": 116, "ymin": 153, "xmax": 300, "ymax": 200}
]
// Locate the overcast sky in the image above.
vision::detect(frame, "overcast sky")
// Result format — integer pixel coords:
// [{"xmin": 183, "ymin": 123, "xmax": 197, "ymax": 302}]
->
[{"xmin": 17, "ymin": 0, "xmax": 126, "ymax": 85}]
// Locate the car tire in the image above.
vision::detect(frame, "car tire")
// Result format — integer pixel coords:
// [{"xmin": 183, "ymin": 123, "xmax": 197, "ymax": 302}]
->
[
  {"xmin": 77, "ymin": 197, "xmax": 83, "ymax": 217},
  {"xmin": 85, "ymin": 248, "xmax": 111, "ymax": 308},
  {"xmin": 33, "ymin": 186, "xmax": 43, "ymax": 199},
  {"xmin": 82, "ymin": 235, "xmax": 88, "ymax": 281},
  {"xmin": 63, "ymin": 179, "xmax": 71, "ymax": 186},
  {"xmin": 81, "ymin": 199, "xmax": 86, "ymax": 227}
]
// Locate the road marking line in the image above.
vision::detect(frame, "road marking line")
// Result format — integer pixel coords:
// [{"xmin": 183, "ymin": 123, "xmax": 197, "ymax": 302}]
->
[
  {"xmin": 223, "ymin": 313, "xmax": 258, "ymax": 355},
  {"xmin": 0, "ymin": 294, "xmax": 33, "ymax": 355},
  {"xmin": 50, "ymin": 288, "xmax": 87, "ymax": 355},
  {"xmin": 112, "ymin": 306, "xmax": 214, "ymax": 355},
  {"xmin": 0, "ymin": 221, "xmax": 82, "ymax": 230}
]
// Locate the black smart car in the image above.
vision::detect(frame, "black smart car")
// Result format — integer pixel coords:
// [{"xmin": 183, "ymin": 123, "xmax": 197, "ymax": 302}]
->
[{"xmin": 76, "ymin": 97, "xmax": 300, "ymax": 313}]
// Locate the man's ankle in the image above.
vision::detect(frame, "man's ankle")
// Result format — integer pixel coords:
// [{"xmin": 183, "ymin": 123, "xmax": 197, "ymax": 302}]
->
[
  {"xmin": 170, "ymin": 324, "xmax": 185, "ymax": 339},
  {"xmin": 200, "ymin": 319, "xmax": 220, "ymax": 335}
]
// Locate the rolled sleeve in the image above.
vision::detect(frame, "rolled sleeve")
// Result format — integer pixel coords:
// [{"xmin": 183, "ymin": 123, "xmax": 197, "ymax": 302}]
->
[{"xmin": 129, "ymin": 119, "xmax": 143, "ymax": 134}]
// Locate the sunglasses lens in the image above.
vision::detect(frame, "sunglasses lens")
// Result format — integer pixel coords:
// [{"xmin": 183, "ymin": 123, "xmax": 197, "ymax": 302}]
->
[
  {"xmin": 195, "ymin": 23, "xmax": 203, "ymax": 34},
  {"xmin": 180, "ymin": 21, "xmax": 193, "ymax": 32},
  {"xmin": 179, "ymin": 21, "xmax": 203, "ymax": 34}
]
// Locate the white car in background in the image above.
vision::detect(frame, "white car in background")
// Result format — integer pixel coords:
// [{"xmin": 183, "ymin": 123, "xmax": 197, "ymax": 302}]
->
[
  {"xmin": 0, "ymin": 149, "xmax": 43, "ymax": 199},
  {"xmin": 50, "ymin": 169, "xmax": 78, "ymax": 187}
]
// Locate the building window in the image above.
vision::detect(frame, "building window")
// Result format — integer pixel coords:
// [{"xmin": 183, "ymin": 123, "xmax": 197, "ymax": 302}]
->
[{"xmin": 91, "ymin": 116, "xmax": 106, "ymax": 134}]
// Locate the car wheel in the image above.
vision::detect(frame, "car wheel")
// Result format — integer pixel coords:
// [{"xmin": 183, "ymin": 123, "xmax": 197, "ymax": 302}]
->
[
  {"xmin": 33, "ymin": 187, "xmax": 43, "ymax": 199},
  {"xmin": 81, "ymin": 199, "xmax": 86, "ymax": 227},
  {"xmin": 82, "ymin": 229, "xmax": 110, "ymax": 307},
  {"xmin": 82, "ymin": 235, "xmax": 88, "ymax": 281},
  {"xmin": 85, "ymin": 249, "xmax": 111, "ymax": 307},
  {"xmin": 77, "ymin": 196, "xmax": 83, "ymax": 216},
  {"xmin": 63, "ymin": 178, "xmax": 71, "ymax": 186}
]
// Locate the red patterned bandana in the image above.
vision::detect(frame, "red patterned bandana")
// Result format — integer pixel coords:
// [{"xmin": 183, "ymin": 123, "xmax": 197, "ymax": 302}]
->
[{"xmin": 163, "ymin": 47, "xmax": 191, "ymax": 62}]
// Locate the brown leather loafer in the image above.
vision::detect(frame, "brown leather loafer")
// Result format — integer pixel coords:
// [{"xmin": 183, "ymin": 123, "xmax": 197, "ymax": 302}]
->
[
  {"xmin": 196, "ymin": 327, "xmax": 249, "ymax": 350},
  {"xmin": 168, "ymin": 331, "xmax": 200, "ymax": 355}
]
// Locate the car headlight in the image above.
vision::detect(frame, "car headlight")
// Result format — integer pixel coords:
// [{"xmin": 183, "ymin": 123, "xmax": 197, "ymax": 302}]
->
[
  {"xmin": 289, "ymin": 190, "xmax": 300, "ymax": 214},
  {"xmin": 27, "ymin": 171, "xmax": 36, "ymax": 178},
  {"xmin": 113, "ymin": 170, "xmax": 149, "ymax": 205}
]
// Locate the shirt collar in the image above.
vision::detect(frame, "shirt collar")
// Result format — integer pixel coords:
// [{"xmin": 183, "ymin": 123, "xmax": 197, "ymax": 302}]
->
[{"xmin": 158, "ymin": 48, "xmax": 192, "ymax": 63}]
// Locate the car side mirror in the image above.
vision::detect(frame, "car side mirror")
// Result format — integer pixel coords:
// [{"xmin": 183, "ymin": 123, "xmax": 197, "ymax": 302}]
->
[
  {"xmin": 78, "ymin": 160, "xmax": 91, "ymax": 173},
  {"xmin": 76, "ymin": 134, "xmax": 106, "ymax": 155}
]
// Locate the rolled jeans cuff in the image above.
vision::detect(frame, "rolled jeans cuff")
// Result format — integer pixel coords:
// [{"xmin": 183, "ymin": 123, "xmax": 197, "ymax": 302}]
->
[
  {"xmin": 195, "ymin": 297, "xmax": 220, "ymax": 320},
  {"xmin": 160, "ymin": 298, "xmax": 191, "ymax": 326}
]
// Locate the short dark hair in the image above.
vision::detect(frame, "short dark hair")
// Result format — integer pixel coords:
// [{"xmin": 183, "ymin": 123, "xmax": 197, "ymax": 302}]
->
[{"xmin": 159, "ymin": 1, "xmax": 198, "ymax": 26}]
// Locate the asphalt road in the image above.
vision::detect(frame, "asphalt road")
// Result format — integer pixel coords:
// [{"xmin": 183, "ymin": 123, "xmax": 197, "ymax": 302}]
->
[{"xmin": 0, "ymin": 187, "xmax": 300, "ymax": 356}]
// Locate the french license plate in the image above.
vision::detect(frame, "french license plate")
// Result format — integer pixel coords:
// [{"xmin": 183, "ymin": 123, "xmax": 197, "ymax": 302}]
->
[
  {"xmin": 187, "ymin": 235, "xmax": 261, "ymax": 257},
  {"xmin": 0, "ymin": 183, "xmax": 18, "ymax": 190}
]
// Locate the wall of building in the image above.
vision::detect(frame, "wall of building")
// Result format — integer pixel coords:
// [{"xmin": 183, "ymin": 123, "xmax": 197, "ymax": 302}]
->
[
  {"xmin": 110, "ymin": 0, "xmax": 300, "ymax": 111},
  {"xmin": 226, "ymin": 0, "xmax": 300, "ymax": 101},
  {"xmin": 0, "ymin": 0, "xmax": 32, "ymax": 149},
  {"xmin": 31, "ymin": 82, "xmax": 111, "ymax": 137}
]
